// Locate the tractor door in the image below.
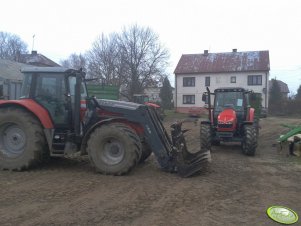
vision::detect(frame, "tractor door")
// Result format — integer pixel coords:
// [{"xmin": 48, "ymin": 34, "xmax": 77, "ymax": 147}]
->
[{"xmin": 34, "ymin": 73, "xmax": 69, "ymax": 125}]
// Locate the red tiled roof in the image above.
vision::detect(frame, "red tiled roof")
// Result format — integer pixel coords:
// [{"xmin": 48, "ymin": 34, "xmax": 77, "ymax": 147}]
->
[{"xmin": 174, "ymin": 50, "xmax": 270, "ymax": 74}]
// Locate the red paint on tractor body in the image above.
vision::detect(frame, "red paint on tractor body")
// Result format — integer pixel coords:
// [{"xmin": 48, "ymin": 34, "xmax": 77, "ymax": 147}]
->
[
  {"xmin": 247, "ymin": 108, "xmax": 255, "ymax": 122},
  {"xmin": 217, "ymin": 108, "xmax": 237, "ymax": 132},
  {"xmin": 0, "ymin": 99, "xmax": 53, "ymax": 128},
  {"xmin": 145, "ymin": 102, "xmax": 160, "ymax": 108}
]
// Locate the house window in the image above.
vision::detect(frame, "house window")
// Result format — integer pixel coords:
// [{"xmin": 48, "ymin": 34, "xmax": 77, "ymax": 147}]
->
[
  {"xmin": 231, "ymin": 76, "xmax": 236, "ymax": 83},
  {"xmin": 183, "ymin": 95, "xmax": 195, "ymax": 104},
  {"xmin": 248, "ymin": 75, "xmax": 262, "ymax": 85},
  {"xmin": 0, "ymin": 84, "xmax": 3, "ymax": 99},
  {"xmin": 183, "ymin": 77, "xmax": 195, "ymax": 87},
  {"xmin": 205, "ymin": 77, "xmax": 210, "ymax": 86}
]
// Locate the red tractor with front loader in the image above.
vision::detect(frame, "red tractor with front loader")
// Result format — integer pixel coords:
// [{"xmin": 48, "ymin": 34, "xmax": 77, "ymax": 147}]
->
[
  {"xmin": 201, "ymin": 87, "xmax": 259, "ymax": 156},
  {"xmin": 0, "ymin": 67, "xmax": 210, "ymax": 177}
]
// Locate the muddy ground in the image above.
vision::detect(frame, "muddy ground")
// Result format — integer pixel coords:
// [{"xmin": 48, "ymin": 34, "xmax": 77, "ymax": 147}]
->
[{"xmin": 0, "ymin": 116, "xmax": 301, "ymax": 226}]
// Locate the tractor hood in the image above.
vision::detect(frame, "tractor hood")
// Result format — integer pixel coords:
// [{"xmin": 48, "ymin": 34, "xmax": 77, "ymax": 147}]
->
[
  {"xmin": 217, "ymin": 108, "xmax": 237, "ymax": 132},
  {"xmin": 96, "ymin": 99, "xmax": 141, "ymax": 110},
  {"xmin": 218, "ymin": 108, "xmax": 237, "ymax": 123}
]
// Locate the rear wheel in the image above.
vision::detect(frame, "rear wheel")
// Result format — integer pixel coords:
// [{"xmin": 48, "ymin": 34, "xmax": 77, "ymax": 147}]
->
[
  {"xmin": 242, "ymin": 124, "xmax": 257, "ymax": 156},
  {"xmin": 200, "ymin": 123, "xmax": 212, "ymax": 151},
  {"xmin": 87, "ymin": 123, "xmax": 141, "ymax": 175},
  {"xmin": 0, "ymin": 107, "xmax": 47, "ymax": 170}
]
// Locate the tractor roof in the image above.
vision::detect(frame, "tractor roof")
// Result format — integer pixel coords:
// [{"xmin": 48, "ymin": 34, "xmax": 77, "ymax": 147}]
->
[
  {"xmin": 21, "ymin": 66, "xmax": 81, "ymax": 74},
  {"xmin": 214, "ymin": 87, "xmax": 247, "ymax": 92}
]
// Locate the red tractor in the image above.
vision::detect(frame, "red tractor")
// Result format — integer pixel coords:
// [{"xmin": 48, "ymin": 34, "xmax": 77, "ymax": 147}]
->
[
  {"xmin": 201, "ymin": 87, "xmax": 258, "ymax": 156},
  {"xmin": 132, "ymin": 94, "xmax": 165, "ymax": 120},
  {"xmin": 0, "ymin": 67, "xmax": 210, "ymax": 177}
]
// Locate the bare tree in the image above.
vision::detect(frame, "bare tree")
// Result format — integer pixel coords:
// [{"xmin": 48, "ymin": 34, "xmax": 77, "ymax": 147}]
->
[
  {"xmin": 60, "ymin": 53, "xmax": 87, "ymax": 70},
  {"xmin": 0, "ymin": 31, "xmax": 28, "ymax": 61},
  {"xmin": 117, "ymin": 25, "xmax": 169, "ymax": 100},
  {"xmin": 86, "ymin": 25, "xmax": 170, "ymax": 100},
  {"xmin": 86, "ymin": 33, "xmax": 125, "ymax": 84}
]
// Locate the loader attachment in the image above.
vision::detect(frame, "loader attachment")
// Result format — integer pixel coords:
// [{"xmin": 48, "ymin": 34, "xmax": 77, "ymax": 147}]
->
[
  {"xmin": 94, "ymin": 99, "xmax": 211, "ymax": 177},
  {"xmin": 170, "ymin": 122, "xmax": 211, "ymax": 177}
]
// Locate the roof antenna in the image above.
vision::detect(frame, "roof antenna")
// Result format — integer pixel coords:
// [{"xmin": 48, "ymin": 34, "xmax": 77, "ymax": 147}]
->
[{"xmin": 32, "ymin": 34, "xmax": 35, "ymax": 51}]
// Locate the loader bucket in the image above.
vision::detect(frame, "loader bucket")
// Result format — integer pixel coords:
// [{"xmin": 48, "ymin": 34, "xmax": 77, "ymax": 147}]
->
[
  {"xmin": 176, "ymin": 150, "xmax": 211, "ymax": 177},
  {"xmin": 171, "ymin": 122, "xmax": 212, "ymax": 177}
]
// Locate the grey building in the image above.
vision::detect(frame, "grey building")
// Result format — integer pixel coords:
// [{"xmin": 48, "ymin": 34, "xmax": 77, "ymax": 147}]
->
[
  {"xmin": 0, "ymin": 59, "xmax": 29, "ymax": 100},
  {"xmin": 0, "ymin": 51, "xmax": 60, "ymax": 100}
]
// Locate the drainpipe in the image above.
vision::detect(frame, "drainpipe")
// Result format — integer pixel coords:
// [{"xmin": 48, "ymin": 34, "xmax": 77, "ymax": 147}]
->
[
  {"xmin": 175, "ymin": 74, "xmax": 177, "ymax": 111},
  {"xmin": 265, "ymin": 72, "xmax": 268, "ymax": 108}
]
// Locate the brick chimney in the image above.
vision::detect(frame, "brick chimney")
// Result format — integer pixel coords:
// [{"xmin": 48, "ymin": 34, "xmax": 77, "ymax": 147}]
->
[{"xmin": 204, "ymin": 50, "xmax": 209, "ymax": 56}]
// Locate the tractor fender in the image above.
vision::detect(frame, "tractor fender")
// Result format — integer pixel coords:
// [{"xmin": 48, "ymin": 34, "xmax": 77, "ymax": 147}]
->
[
  {"xmin": 80, "ymin": 117, "xmax": 127, "ymax": 154},
  {"xmin": 0, "ymin": 99, "xmax": 53, "ymax": 129},
  {"xmin": 247, "ymin": 107, "xmax": 255, "ymax": 122}
]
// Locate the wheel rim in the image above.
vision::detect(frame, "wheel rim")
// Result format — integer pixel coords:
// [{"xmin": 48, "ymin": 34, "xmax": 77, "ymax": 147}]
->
[
  {"xmin": 0, "ymin": 123, "xmax": 26, "ymax": 158},
  {"xmin": 100, "ymin": 138, "xmax": 125, "ymax": 165}
]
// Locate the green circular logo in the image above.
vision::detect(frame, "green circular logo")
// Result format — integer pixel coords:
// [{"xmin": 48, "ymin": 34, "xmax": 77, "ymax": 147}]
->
[{"xmin": 267, "ymin": 206, "xmax": 299, "ymax": 224}]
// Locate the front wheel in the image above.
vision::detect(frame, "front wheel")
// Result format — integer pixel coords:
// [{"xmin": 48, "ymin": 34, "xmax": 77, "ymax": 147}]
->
[
  {"xmin": 87, "ymin": 124, "xmax": 141, "ymax": 175},
  {"xmin": 200, "ymin": 123, "xmax": 212, "ymax": 152},
  {"xmin": 241, "ymin": 124, "xmax": 257, "ymax": 156}
]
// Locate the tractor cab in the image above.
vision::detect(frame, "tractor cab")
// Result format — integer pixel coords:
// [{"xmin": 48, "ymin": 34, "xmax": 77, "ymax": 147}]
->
[
  {"xmin": 213, "ymin": 88, "xmax": 249, "ymax": 129},
  {"xmin": 20, "ymin": 67, "xmax": 88, "ymax": 153},
  {"xmin": 20, "ymin": 67, "xmax": 88, "ymax": 127}
]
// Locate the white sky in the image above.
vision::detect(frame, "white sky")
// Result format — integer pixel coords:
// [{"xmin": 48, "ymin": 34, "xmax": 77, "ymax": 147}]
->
[{"xmin": 1, "ymin": 0, "xmax": 301, "ymax": 92}]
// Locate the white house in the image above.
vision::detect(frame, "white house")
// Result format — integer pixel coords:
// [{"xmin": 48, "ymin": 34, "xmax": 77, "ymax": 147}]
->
[
  {"xmin": 174, "ymin": 49, "xmax": 270, "ymax": 113},
  {"xmin": 144, "ymin": 87, "xmax": 176, "ymax": 104}
]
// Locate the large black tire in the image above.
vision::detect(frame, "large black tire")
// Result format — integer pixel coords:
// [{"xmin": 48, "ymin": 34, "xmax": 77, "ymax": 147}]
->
[
  {"xmin": 253, "ymin": 118, "xmax": 260, "ymax": 139},
  {"xmin": 242, "ymin": 124, "xmax": 257, "ymax": 156},
  {"xmin": 0, "ymin": 107, "xmax": 47, "ymax": 170},
  {"xmin": 200, "ymin": 124, "xmax": 212, "ymax": 151},
  {"xmin": 87, "ymin": 123, "xmax": 141, "ymax": 175},
  {"xmin": 110, "ymin": 123, "xmax": 142, "ymax": 161}
]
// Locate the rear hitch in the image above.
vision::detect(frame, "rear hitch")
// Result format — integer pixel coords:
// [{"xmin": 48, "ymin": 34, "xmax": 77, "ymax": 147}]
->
[{"xmin": 170, "ymin": 121, "xmax": 211, "ymax": 177}]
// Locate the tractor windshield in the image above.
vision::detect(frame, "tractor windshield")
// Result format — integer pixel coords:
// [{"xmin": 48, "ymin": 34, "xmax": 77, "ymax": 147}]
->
[{"xmin": 215, "ymin": 91, "xmax": 244, "ymax": 111}]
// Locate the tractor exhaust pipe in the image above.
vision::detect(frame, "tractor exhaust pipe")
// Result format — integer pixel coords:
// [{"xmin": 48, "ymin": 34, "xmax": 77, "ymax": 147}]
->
[{"xmin": 170, "ymin": 122, "xmax": 211, "ymax": 177}]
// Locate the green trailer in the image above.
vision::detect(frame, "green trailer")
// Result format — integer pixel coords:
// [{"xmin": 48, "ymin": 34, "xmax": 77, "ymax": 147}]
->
[{"xmin": 86, "ymin": 84, "xmax": 119, "ymax": 100}]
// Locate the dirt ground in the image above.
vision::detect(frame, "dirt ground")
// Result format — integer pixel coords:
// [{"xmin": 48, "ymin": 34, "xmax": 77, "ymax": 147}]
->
[{"xmin": 0, "ymin": 116, "xmax": 301, "ymax": 226}]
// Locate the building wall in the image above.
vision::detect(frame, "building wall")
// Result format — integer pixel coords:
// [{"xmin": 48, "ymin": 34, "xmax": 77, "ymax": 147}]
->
[
  {"xmin": 175, "ymin": 72, "xmax": 269, "ymax": 112},
  {"xmin": 0, "ymin": 79, "xmax": 23, "ymax": 100},
  {"xmin": 144, "ymin": 87, "xmax": 176, "ymax": 105}
]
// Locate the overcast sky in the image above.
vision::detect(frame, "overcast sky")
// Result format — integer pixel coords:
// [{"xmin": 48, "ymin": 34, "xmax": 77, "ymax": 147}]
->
[{"xmin": 1, "ymin": 0, "xmax": 301, "ymax": 92}]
